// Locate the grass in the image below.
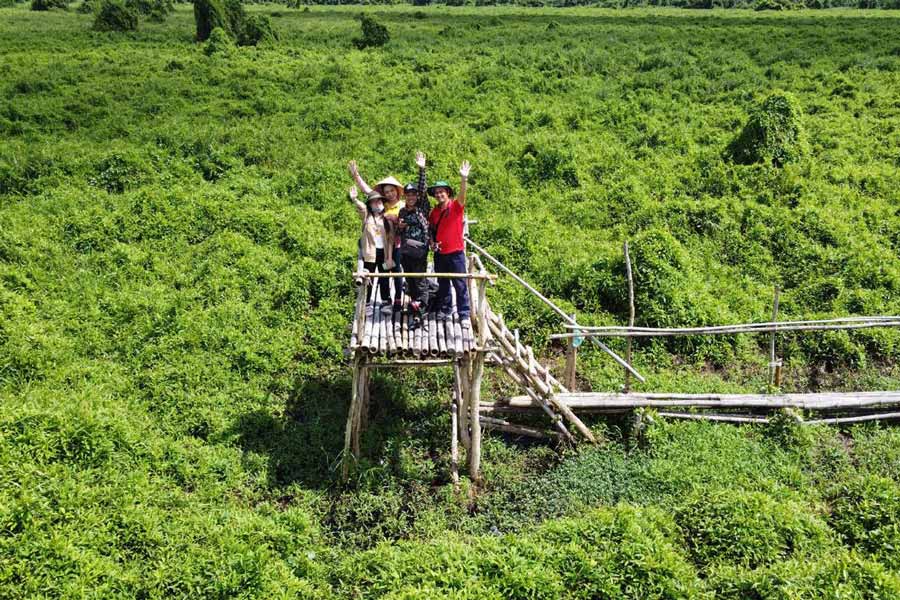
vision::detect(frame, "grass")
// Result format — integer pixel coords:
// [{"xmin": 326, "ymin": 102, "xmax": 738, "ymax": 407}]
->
[{"xmin": 1, "ymin": 3, "xmax": 900, "ymax": 597}]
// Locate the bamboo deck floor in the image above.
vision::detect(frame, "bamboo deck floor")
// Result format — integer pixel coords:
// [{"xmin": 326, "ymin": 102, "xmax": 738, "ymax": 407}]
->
[{"xmin": 350, "ymin": 300, "xmax": 477, "ymax": 358}]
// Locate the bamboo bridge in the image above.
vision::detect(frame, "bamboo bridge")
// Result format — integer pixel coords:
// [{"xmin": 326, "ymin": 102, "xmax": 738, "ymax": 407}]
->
[{"xmin": 343, "ymin": 237, "xmax": 900, "ymax": 483}]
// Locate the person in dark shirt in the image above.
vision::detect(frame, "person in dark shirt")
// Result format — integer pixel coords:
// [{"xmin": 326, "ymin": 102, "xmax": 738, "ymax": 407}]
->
[
  {"xmin": 428, "ymin": 160, "xmax": 471, "ymax": 320},
  {"xmin": 397, "ymin": 152, "xmax": 432, "ymax": 320}
]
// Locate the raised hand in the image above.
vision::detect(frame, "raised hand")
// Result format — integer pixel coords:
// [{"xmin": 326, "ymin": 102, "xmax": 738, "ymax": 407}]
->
[
  {"xmin": 415, "ymin": 151, "xmax": 426, "ymax": 169},
  {"xmin": 459, "ymin": 160, "xmax": 471, "ymax": 179},
  {"xmin": 349, "ymin": 185, "xmax": 358, "ymax": 201},
  {"xmin": 348, "ymin": 160, "xmax": 358, "ymax": 177}
]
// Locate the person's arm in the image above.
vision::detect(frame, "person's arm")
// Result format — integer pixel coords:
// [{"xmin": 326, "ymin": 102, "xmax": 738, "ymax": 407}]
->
[
  {"xmin": 349, "ymin": 185, "xmax": 366, "ymax": 218},
  {"xmin": 457, "ymin": 160, "xmax": 471, "ymax": 207},
  {"xmin": 416, "ymin": 151, "xmax": 429, "ymax": 213},
  {"xmin": 348, "ymin": 160, "xmax": 373, "ymax": 195},
  {"xmin": 384, "ymin": 221, "xmax": 394, "ymax": 268}
]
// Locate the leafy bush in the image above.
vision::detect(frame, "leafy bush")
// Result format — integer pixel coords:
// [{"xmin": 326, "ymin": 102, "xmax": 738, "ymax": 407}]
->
[
  {"xmin": 193, "ymin": 0, "xmax": 242, "ymax": 41},
  {"xmin": 827, "ymin": 475, "xmax": 900, "ymax": 569},
  {"xmin": 241, "ymin": 14, "xmax": 277, "ymax": 45},
  {"xmin": 204, "ymin": 25, "xmax": 234, "ymax": 55},
  {"xmin": 92, "ymin": 0, "xmax": 138, "ymax": 31},
  {"xmin": 125, "ymin": 0, "xmax": 171, "ymax": 21},
  {"xmin": 76, "ymin": 0, "xmax": 98, "ymax": 12},
  {"xmin": 726, "ymin": 92, "xmax": 807, "ymax": 167},
  {"xmin": 674, "ymin": 488, "xmax": 834, "ymax": 570},
  {"xmin": 30, "ymin": 0, "xmax": 68, "ymax": 9},
  {"xmin": 711, "ymin": 550, "xmax": 900, "ymax": 599},
  {"xmin": 353, "ymin": 14, "xmax": 389, "ymax": 49}
]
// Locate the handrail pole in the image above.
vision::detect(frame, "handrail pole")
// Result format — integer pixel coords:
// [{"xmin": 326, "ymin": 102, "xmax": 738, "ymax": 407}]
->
[{"xmin": 464, "ymin": 236, "xmax": 645, "ymax": 383}]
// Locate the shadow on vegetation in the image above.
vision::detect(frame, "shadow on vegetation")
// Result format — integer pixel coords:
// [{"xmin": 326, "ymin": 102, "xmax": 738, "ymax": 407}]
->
[{"xmin": 229, "ymin": 369, "xmax": 453, "ymax": 491}]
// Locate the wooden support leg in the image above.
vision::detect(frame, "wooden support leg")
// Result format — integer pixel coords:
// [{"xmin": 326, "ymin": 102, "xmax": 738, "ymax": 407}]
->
[
  {"xmin": 352, "ymin": 363, "xmax": 368, "ymax": 458},
  {"xmin": 468, "ymin": 353, "xmax": 485, "ymax": 483},
  {"xmin": 450, "ymin": 394, "xmax": 460, "ymax": 488},
  {"xmin": 342, "ymin": 354, "xmax": 362, "ymax": 479},
  {"xmin": 455, "ymin": 359, "xmax": 471, "ymax": 451}
]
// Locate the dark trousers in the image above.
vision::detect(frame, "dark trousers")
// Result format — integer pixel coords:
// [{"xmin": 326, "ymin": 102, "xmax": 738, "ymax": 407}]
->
[
  {"xmin": 401, "ymin": 250, "xmax": 430, "ymax": 308},
  {"xmin": 434, "ymin": 251, "xmax": 470, "ymax": 317},
  {"xmin": 363, "ymin": 248, "xmax": 390, "ymax": 303}
]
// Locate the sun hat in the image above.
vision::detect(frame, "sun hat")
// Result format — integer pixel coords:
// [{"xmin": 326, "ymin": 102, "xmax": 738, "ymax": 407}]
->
[
  {"xmin": 374, "ymin": 176, "xmax": 403, "ymax": 195},
  {"xmin": 366, "ymin": 190, "xmax": 386, "ymax": 202},
  {"xmin": 427, "ymin": 181, "xmax": 455, "ymax": 197}
]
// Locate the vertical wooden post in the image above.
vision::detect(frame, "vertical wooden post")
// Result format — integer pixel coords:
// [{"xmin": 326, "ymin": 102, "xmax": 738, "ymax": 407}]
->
[
  {"xmin": 354, "ymin": 282, "xmax": 366, "ymax": 343},
  {"xmin": 564, "ymin": 312, "xmax": 578, "ymax": 391},
  {"xmin": 455, "ymin": 359, "xmax": 471, "ymax": 451},
  {"xmin": 624, "ymin": 241, "xmax": 635, "ymax": 393},
  {"xmin": 351, "ymin": 362, "xmax": 368, "ymax": 458},
  {"xmin": 450, "ymin": 372, "xmax": 461, "ymax": 487},
  {"xmin": 769, "ymin": 286, "xmax": 781, "ymax": 387},
  {"xmin": 468, "ymin": 278, "xmax": 488, "ymax": 483},
  {"xmin": 342, "ymin": 353, "xmax": 362, "ymax": 480}
]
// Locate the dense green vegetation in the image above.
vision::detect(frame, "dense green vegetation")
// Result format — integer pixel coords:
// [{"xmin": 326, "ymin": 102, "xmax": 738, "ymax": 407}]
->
[{"xmin": 2, "ymin": 4, "xmax": 900, "ymax": 597}]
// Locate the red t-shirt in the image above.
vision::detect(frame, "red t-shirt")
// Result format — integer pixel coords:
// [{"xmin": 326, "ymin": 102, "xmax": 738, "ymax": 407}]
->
[{"xmin": 429, "ymin": 200, "xmax": 465, "ymax": 254}]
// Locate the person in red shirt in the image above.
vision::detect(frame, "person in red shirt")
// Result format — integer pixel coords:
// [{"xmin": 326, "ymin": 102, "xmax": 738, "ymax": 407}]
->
[{"xmin": 428, "ymin": 160, "xmax": 471, "ymax": 320}]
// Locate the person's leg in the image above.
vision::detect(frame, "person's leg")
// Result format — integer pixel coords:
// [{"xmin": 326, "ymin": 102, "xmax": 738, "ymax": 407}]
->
[
  {"xmin": 375, "ymin": 249, "xmax": 390, "ymax": 303},
  {"xmin": 434, "ymin": 252, "xmax": 452, "ymax": 316},
  {"xmin": 450, "ymin": 251, "xmax": 470, "ymax": 318},
  {"xmin": 411, "ymin": 253, "xmax": 429, "ymax": 309},
  {"xmin": 363, "ymin": 260, "xmax": 377, "ymax": 303}
]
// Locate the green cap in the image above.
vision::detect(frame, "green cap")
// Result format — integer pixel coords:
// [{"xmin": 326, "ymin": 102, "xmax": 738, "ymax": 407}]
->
[{"xmin": 427, "ymin": 181, "xmax": 455, "ymax": 197}]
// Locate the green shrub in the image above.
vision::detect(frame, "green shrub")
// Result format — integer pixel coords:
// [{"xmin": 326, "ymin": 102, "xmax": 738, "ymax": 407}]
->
[
  {"xmin": 193, "ymin": 0, "xmax": 242, "ymax": 41},
  {"xmin": 674, "ymin": 488, "xmax": 833, "ymax": 570},
  {"xmin": 726, "ymin": 92, "xmax": 807, "ymax": 167},
  {"xmin": 125, "ymin": 0, "xmax": 171, "ymax": 21},
  {"xmin": 353, "ymin": 14, "xmax": 389, "ymax": 49},
  {"xmin": 712, "ymin": 550, "xmax": 900, "ymax": 599},
  {"xmin": 827, "ymin": 474, "xmax": 900, "ymax": 570},
  {"xmin": 76, "ymin": 0, "xmax": 97, "ymax": 12},
  {"xmin": 30, "ymin": 0, "xmax": 68, "ymax": 10},
  {"xmin": 204, "ymin": 25, "xmax": 234, "ymax": 55},
  {"xmin": 240, "ymin": 14, "xmax": 277, "ymax": 46},
  {"xmin": 92, "ymin": 0, "xmax": 138, "ymax": 31}
]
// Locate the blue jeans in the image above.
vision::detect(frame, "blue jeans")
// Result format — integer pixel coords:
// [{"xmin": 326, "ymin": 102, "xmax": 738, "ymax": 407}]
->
[{"xmin": 434, "ymin": 251, "xmax": 470, "ymax": 318}]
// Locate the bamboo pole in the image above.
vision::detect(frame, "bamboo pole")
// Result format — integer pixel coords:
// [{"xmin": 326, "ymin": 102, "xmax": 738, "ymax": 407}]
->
[
  {"xmin": 428, "ymin": 312, "xmax": 439, "ymax": 357},
  {"xmin": 464, "ymin": 236, "xmax": 644, "ymax": 382},
  {"xmin": 457, "ymin": 358, "xmax": 472, "ymax": 451},
  {"xmin": 564, "ymin": 313, "xmax": 577, "ymax": 392},
  {"xmin": 354, "ymin": 271, "xmax": 496, "ymax": 281},
  {"xmin": 657, "ymin": 412, "xmax": 770, "ymax": 424},
  {"xmin": 505, "ymin": 391, "xmax": 900, "ymax": 410},
  {"xmin": 468, "ymin": 352, "xmax": 484, "ymax": 482},
  {"xmin": 554, "ymin": 317, "xmax": 900, "ymax": 338},
  {"xmin": 364, "ymin": 359, "xmax": 457, "ymax": 368},
  {"xmin": 451, "ymin": 371, "xmax": 461, "ymax": 486},
  {"xmin": 624, "ymin": 241, "xmax": 635, "ymax": 392},
  {"xmin": 807, "ymin": 412, "xmax": 900, "ymax": 425},
  {"xmin": 480, "ymin": 416, "xmax": 557, "ymax": 439}
]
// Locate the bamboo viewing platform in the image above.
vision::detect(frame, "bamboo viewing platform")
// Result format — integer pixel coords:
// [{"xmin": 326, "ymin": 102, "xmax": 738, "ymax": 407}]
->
[{"xmin": 342, "ymin": 237, "xmax": 900, "ymax": 484}]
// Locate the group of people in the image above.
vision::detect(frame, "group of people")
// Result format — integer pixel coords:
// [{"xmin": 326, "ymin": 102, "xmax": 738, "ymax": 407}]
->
[{"xmin": 348, "ymin": 152, "xmax": 471, "ymax": 324}]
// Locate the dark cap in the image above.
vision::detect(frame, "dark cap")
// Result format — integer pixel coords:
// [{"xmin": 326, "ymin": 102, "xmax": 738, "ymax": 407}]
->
[{"xmin": 403, "ymin": 183, "xmax": 417, "ymax": 193}]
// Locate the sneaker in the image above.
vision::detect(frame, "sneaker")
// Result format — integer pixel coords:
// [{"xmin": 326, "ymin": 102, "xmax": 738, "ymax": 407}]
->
[{"xmin": 437, "ymin": 311, "xmax": 452, "ymax": 322}]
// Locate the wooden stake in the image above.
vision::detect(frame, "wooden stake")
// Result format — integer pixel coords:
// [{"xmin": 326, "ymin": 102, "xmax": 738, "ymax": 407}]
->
[
  {"xmin": 769, "ymin": 285, "xmax": 780, "ymax": 387},
  {"xmin": 564, "ymin": 312, "xmax": 578, "ymax": 391},
  {"xmin": 342, "ymin": 354, "xmax": 362, "ymax": 479},
  {"xmin": 451, "ymin": 387, "xmax": 460, "ymax": 487},
  {"xmin": 455, "ymin": 359, "xmax": 471, "ymax": 451},
  {"xmin": 468, "ymin": 353, "xmax": 484, "ymax": 483},
  {"xmin": 624, "ymin": 240, "xmax": 635, "ymax": 393}
]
